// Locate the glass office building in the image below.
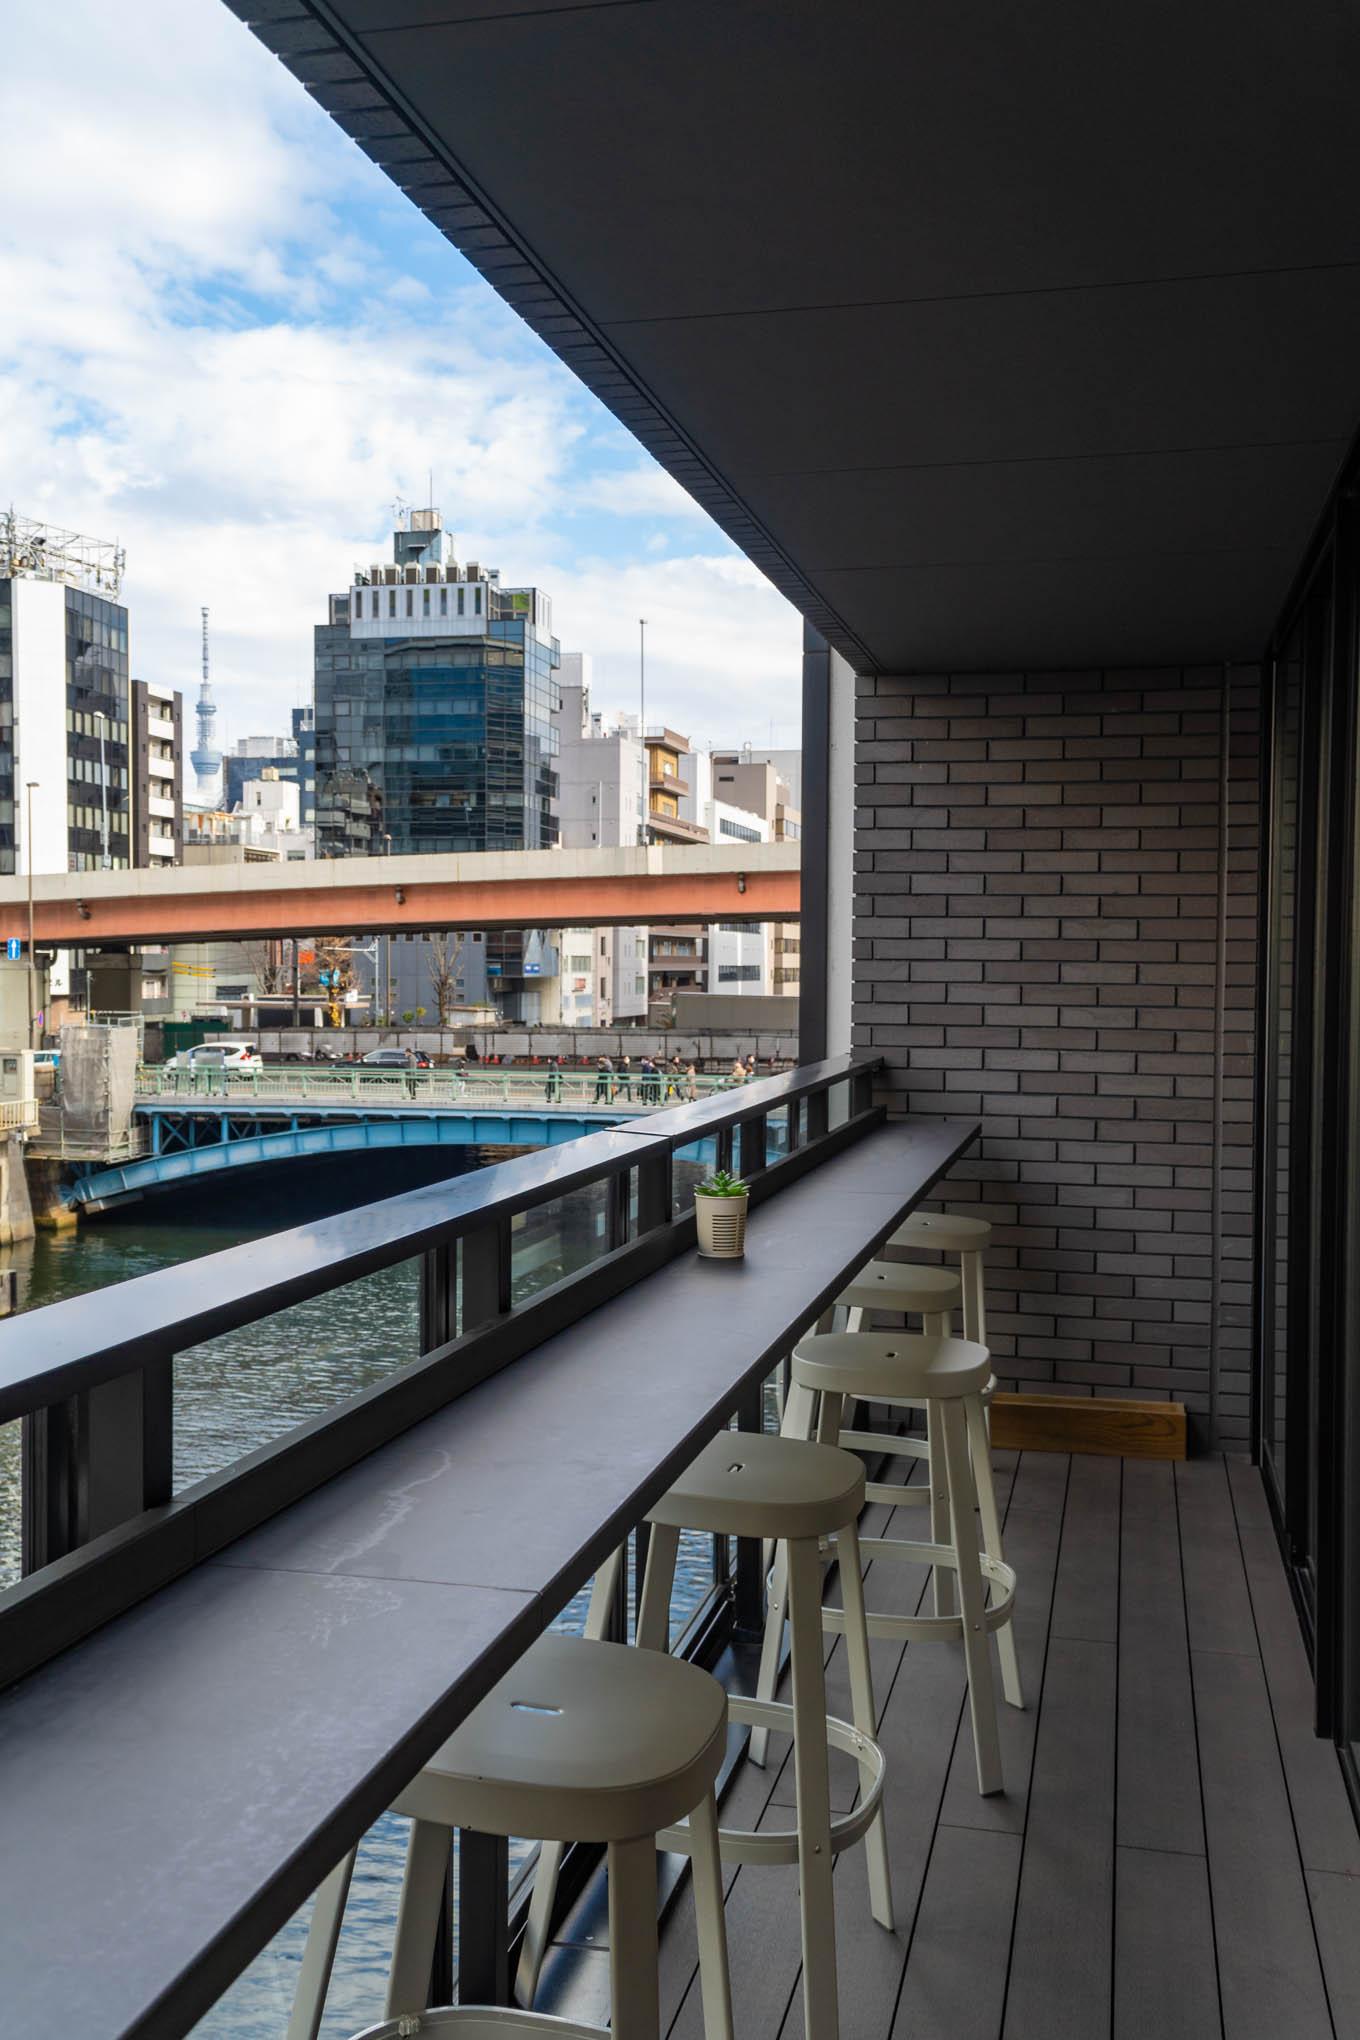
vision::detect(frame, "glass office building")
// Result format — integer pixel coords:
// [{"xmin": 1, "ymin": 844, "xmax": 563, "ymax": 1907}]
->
[
  {"xmin": 0, "ymin": 516, "xmax": 131, "ymax": 876},
  {"xmin": 313, "ymin": 511, "xmax": 560, "ymax": 1010}
]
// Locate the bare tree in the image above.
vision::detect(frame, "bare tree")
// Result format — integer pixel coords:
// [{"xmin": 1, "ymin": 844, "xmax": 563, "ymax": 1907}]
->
[
  {"xmin": 426, "ymin": 931, "xmax": 466, "ymax": 1026},
  {"xmin": 238, "ymin": 938, "xmax": 286, "ymax": 998}
]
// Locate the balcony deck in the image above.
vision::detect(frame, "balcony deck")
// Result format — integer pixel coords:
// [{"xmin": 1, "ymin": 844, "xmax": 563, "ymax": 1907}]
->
[{"xmin": 541, "ymin": 1448, "xmax": 1360, "ymax": 2040}]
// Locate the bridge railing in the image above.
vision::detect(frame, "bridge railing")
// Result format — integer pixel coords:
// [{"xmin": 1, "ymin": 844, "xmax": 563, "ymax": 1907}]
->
[
  {"xmin": 0, "ymin": 1054, "xmax": 878, "ymax": 1690},
  {"xmin": 133, "ymin": 1064, "xmax": 750, "ymax": 1110}
]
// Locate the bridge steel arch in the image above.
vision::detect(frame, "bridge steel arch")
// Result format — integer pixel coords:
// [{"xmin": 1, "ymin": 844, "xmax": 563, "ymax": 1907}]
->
[{"xmin": 68, "ymin": 1109, "xmax": 629, "ymax": 1211}]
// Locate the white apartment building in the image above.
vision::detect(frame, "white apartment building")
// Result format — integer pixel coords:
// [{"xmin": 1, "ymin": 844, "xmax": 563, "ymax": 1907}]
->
[
  {"xmin": 234, "ymin": 769, "xmax": 314, "ymax": 861},
  {"xmin": 549, "ymin": 655, "xmax": 648, "ymax": 1026},
  {"xmin": 676, "ymin": 749, "xmax": 776, "ymax": 997}
]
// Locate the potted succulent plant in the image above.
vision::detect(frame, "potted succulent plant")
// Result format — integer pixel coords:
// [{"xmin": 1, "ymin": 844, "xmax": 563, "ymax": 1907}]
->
[{"xmin": 694, "ymin": 1167, "xmax": 749, "ymax": 1259}]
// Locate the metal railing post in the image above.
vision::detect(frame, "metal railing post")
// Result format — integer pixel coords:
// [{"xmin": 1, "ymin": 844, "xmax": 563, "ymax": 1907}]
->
[
  {"xmin": 733, "ymin": 1378, "xmax": 766, "ymax": 1634},
  {"xmin": 20, "ymin": 1357, "xmax": 173, "ymax": 1575},
  {"xmin": 738, "ymin": 1113, "xmax": 768, "ymax": 1179},
  {"xmin": 460, "ymin": 1218, "xmax": 511, "ymax": 1332},
  {"xmin": 458, "ymin": 1831, "xmax": 511, "ymax": 2005},
  {"xmin": 635, "ymin": 1146, "xmax": 671, "ymax": 1233}
]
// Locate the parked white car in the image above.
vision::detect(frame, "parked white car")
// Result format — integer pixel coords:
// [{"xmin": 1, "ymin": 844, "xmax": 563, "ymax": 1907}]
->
[{"xmin": 168, "ymin": 1042, "xmax": 263, "ymax": 1073}]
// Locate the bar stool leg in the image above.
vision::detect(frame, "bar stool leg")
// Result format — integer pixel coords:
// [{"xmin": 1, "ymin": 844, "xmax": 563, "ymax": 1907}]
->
[
  {"xmin": 386, "ymin": 1819, "xmax": 453, "ymax": 2016},
  {"xmin": 636, "ymin": 1519, "xmax": 681, "ymax": 1652},
  {"xmin": 286, "ymin": 1847, "xmax": 356, "ymax": 2040},
  {"xmin": 926, "ymin": 1399, "xmax": 955, "ymax": 1617},
  {"xmin": 937, "ymin": 1399, "xmax": 1003, "ymax": 1796},
  {"xmin": 779, "ymin": 1376, "xmax": 818, "ymax": 1444},
  {"xmin": 965, "ymin": 1393, "xmax": 1023, "ymax": 1709},
  {"xmin": 787, "ymin": 1531, "xmax": 840, "ymax": 2040},
  {"xmin": 688, "ymin": 1786, "xmax": 736, "ymax": 2040},
  {"xmin": 750, "ymin": 1539, "xmax": 788, "ymax": 1769},
  {"xmin": 517, "ymin": 1544, "xmax": 628, "ymax": 2005},
  {"xmin": 835, "ymin": 1517, "xmax": 893, "ymax": 1929},
  {"xmin": 606, "ymin": 1834, "xmax": 661, "ymax": 2040}
]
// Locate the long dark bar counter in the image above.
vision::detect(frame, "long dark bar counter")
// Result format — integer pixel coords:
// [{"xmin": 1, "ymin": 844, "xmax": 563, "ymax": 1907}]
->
[{"xmin": 0, "ymin": 1113, "xmax": 978, "ymax": 2038}]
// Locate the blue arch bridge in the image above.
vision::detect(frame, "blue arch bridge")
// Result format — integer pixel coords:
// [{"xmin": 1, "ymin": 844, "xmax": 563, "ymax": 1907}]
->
[{"xmin": 64, "ymin": 1098, "xmax": 727, "ymax": 1213}]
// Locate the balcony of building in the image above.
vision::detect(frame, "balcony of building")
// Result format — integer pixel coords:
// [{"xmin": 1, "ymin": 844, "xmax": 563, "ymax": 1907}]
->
[
  {"xmin": 646, "ymin": 810, "xmax": 710, "ymax": 846},
  {"xmin": 6, "ymin": 4, "xmax": 1360, "ymax": 2037}
]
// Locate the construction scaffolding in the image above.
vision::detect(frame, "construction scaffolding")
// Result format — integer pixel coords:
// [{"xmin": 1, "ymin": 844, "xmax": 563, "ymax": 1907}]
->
[{"xmin": 0, "ymin": 509, "xmax": 125, "ymax": 597}]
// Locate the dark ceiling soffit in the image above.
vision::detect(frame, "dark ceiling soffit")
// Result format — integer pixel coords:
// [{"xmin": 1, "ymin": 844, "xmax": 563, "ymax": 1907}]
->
[{"xmin": 226, "ymin": 0, "xmax": 879, "ymax": 676}]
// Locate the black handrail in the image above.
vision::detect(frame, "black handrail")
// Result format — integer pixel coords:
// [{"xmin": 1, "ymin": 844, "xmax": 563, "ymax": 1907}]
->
[
  {"xmin": 0, "ymin": 1055, "xmax": 863, "ymax": 1423},
  {"xmin": 3, "ymin": 1055, "xmax": 881, "ymax": 1678}
]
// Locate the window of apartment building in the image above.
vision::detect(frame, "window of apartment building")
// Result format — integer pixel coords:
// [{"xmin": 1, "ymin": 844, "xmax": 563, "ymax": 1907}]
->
[
  {"xmin": 457, "ymin": 587, "xmax": 465, "ymax": 615},
  {"xmin": 635, "ymin": 975, "xmax": 645, "ymax": 996},
  {"xmin": 440, "ymin": 588, "xmax": 448, "ymax": 615},
  {"xmin": 405, "ymin": 589, "xmax": 414, "ymax": 617},
  {"xmin": 718, "ymin": 963, "xmax": 762, "ymax": 983},
  {"xmin": 719, "ymin": 817, "xmax": 761, "ymax": 843},
  {"xmin": 718, "ymin": 920, "xmax": 761, "ymax": 933},
  {"xmin": 388, "ymin": 589, "xmax": 397, "ymax": 618},
  {"xmin": 422, "ymin": 588, "xmax": 430, "ymax": 615}
]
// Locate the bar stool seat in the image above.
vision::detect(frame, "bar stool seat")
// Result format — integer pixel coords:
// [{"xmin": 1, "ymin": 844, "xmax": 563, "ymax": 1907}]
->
[
  {"xmin": 793, "ymin": 1328, "xmax": 989, "ymax": 1401},
  {"xmin": 889, "ymin": 1211, "xmax": 992, "ymax": 1256},
  {"xmin": 836, "ymin": 1259, "xmax": 961, "ymax": 1320},
  {"xmin": 645, "ymin": 1424, "xmax": 863, "ymax": 1543},
  {"xmin": 293, "ymin": 1635, "xmax": 734, "ymax": 2040},
  {"xmin": 393, "ymin": 1632, "xmax": 725, "ymax": 1844},
  {"xmin": 351, "ymin": 2015, "xmax": 603, "ymax": 2037}
]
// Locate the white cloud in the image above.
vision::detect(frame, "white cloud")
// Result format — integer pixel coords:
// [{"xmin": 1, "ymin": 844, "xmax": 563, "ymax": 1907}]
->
[{"xmin": 0, "ymin": 0, "xmax": 802, "ymax": 754}]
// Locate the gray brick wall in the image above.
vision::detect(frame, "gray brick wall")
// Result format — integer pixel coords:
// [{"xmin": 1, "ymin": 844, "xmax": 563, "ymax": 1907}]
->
[{"xmin": 854, "ymin": 666, "xmax": 1260, "ymax": 1450}]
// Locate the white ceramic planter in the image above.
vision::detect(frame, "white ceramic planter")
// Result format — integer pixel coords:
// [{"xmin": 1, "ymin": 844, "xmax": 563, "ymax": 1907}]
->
[{"xmin": 695, "ymin": 1191, "xmax": 749, "ymax": 1259}]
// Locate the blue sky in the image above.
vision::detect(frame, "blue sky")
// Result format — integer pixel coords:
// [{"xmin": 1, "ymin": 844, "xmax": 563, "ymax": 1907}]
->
[{"xmin": 0, "ymin": 0, "xmax": 801, "ymax": 751}]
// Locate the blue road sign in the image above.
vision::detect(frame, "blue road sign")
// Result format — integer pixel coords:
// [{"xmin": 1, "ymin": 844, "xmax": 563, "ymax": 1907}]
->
[{"xmin": 5, "ymin": 938, "xmax": 21, "ymax": 962}]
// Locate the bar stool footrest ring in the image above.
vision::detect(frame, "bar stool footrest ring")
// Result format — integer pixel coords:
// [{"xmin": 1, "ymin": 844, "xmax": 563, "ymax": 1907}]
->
[
  {"xmin": 655, "ymin": 1697, "xmax": 887, "ymax": 1868},
  {"xmin": 819, "ymin": 1537, "xmax": 1016, "ymax": 1644}
]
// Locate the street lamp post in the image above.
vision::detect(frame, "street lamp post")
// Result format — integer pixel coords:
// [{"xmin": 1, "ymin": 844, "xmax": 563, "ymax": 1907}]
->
[
  {"xmin": 382, "ymin": 832, "xmax": 393, "ymax": 1025},
  {"xmin": 93, "ymin": 710, "xmax": 111, "ymax": 870},
  {"xmin": 638, "ymin": 616, "xmax": 648, "ymax": 846},
  {"xmin": 24, "ymin": 781, "xmax": 38, "ymax": 1049}
]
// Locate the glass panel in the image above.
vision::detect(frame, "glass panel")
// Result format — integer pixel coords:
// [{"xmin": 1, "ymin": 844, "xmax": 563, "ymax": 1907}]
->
[
  {"xmin": 672, "ymin": 1135, "xmax": 719, "ymax": 1216},
  {"xmin": 827, "ymin": 1079, "xmax": 851, "ymax": 1129},
  {"xmin": 0, "ymin": 1416, "xmax": 19, "ymax": 1590},
  {"xmin": 174, "ymin": 1260, "xmax": 421, "ymax": 1493},
  {"xmin": 765, "ymin": 1103, "xmax": 792, "ymax": 1160},
  {"xmin": 508, "ymin": 1182, "xmax": 610, "ymax": 1305},
  {"xmin": 1263, "ymin": 626, "xmax": 1303, "ymax": 1511}
]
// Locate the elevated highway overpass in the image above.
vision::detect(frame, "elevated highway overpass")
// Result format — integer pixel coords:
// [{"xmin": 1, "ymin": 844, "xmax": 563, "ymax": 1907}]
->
[{"xmin": 0, "ymin": 842, "xmax": 799, "ymax": 948}]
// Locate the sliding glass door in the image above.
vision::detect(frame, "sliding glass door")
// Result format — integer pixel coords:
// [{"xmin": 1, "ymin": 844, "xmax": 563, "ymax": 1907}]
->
[{"xmin": 1258, "ymin": 482, "xmax": 1360, "ymax": 1795}]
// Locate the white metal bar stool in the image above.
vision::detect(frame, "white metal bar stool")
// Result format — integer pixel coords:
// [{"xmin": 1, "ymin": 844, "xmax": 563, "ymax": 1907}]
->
[
  {"xmin": 520, "ymin": 1433, "xmax": 891, "ymax": 2040},
  {"xmin": 783, "ymin": 1258, "xmax": 965, "ymax": 1613},
  {"xmin": 292, "ymin": 1634, "xmax": 734, "ymax": 2040},
  {"xmin": 780, "ymin": 1332, "xmax": 1020, "ymax": 1796},
  {"xmin": 888, "ymin": 1211, "xmax": 993, "ymax": 1343}
]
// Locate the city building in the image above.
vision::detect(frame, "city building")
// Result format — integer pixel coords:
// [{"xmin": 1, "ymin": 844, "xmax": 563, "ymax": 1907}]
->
[
  {"xmin": 221, "ymin": 705, "xmax": 316, "ymax": 827},
  {"xmin": 709, "ymin": 750, "xmax": 801, "ymax": 996},
  {"xmin": 130, "ymin": 679, "xmax": 183, "ymax": 869},
  {"xmin": 635, "ymin": 730, "xmax": 783, "ymax": 1004},
  {"xmin": 549, "ymin": 654, "xmax": 647, "ymax": 1026},
  {"xmin": 0, "ymin": 511, "xmax": 130, "ymax": 875},
  {"xmin": 314, "ymin": 507, "xmax": 561, "ymax": 1020}
]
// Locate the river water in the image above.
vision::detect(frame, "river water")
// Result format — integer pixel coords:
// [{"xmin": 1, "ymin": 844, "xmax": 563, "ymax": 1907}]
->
[{"xmin": 0, "ymin": 1153, "xmax": 720, "ymax": 2037}]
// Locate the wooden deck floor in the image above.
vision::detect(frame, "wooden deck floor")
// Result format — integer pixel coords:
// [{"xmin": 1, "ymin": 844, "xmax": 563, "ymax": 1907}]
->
[{"xmin": 540, "ymin": 1451, "xmax": 1360, "ymax": 2039}]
